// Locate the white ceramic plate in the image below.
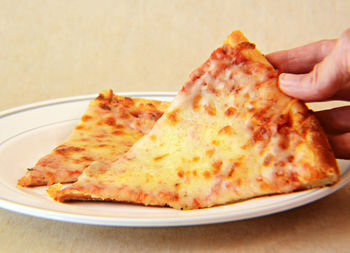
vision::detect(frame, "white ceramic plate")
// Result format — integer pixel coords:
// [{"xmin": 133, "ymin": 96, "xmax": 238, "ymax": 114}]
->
[{"xmin": 1, "ymin": 92, "xmax": 350, "ymax": 227}]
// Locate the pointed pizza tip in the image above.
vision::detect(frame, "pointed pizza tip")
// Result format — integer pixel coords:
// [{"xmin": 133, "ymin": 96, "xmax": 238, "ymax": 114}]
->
[
  {"xmin": 224, "ymin": 30, "xmax": 248, "ymax": 45},
  {"xmin": 224, "ymin": 30, "xmax": 272, "ymax": 67},
  {"xmin": 47, "ymin": 183, "xmax": 62, "ymax": 201}
]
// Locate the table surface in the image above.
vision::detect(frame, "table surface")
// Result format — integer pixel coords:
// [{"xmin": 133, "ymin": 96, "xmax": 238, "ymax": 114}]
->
[{"xmin": 1, "ymin": 1, "xmax": 350, "ymax": 252}]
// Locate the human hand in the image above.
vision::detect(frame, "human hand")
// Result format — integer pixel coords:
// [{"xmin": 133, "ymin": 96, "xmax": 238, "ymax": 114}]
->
[{"xmin": 267, "ymin": 29, "xmax": 350, "ymax": 159}]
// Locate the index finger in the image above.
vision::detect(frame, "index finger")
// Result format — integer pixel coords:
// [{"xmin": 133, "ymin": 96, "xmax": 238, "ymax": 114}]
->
[{"xmin": 266, "ymin": 39, "xmax": 336, "ymax": 74}]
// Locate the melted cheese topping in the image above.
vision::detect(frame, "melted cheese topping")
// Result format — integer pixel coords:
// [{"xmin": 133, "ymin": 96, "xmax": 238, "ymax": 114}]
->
[
  {"xmin": 50, "ymin": 31, "xmax": 339, "ymax": 209},
  {"xmin": 18, "ymin": 90, "xmax": 169, "ymax": 186}
]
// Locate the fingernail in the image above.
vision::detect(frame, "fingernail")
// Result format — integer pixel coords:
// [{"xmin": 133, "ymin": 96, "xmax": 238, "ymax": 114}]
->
[{"xmin": 279, "ymin": 73, "xmax": 303, "ymax": 87}]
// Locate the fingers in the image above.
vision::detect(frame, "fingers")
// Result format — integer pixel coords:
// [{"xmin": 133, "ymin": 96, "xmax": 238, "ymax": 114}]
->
[
  {"xmin": 315, "ymin": 106, "xmax": 350, "ymax": 134},
  {"xmin": 315, "ymin": 106, "xmax": 350, "ymax": 159},
  {"xmin": 267, "ymin": 39, "xmax": 336, "ymax": 74},
  {"xmin": 328, "ymin": 133, "xmax": 350, "ymax": 159},
  {"xmin": 277, "ymin": 29, "xmax": 350, "ymax": 101}
]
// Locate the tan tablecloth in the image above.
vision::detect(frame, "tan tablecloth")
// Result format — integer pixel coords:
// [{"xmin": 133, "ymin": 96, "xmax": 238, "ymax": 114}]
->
[{"xmin": 1, "ymin": 1, "xmax": 350, "ymax": 252}]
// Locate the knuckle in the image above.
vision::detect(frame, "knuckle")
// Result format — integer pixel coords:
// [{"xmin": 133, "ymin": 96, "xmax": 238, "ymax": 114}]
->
[
  {"xmin": 319, "ymin": 39, "xmax": 336, "ymax": 58},
  {"xmin": 340, "ymin": 28, "xmax": 350, "ymax": 41},
  {"xmin": 337, "ymin": 29, "xmax": 350, "ymax": 75}
]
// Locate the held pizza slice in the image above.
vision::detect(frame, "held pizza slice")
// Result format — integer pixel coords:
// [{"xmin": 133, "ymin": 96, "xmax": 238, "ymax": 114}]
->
[
  {"xmin": 48, "ymin": 31, "xmax": 339, "ymax": 210},
  {"xmin": 18, "ymin": 89, "xmax": 169, "ymax": 186}
]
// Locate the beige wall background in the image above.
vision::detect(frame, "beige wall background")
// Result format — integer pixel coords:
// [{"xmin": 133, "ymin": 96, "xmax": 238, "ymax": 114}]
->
[{"xmin": 1, "ymin": 0, "xmax": 349, "ymax": 110}]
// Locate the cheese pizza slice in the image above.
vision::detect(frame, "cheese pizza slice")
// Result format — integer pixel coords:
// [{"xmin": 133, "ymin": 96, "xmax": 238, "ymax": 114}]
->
[
  {"xmin": 48, "ymin": 31, "xmax": 339, "ymax": 209},
  {"xmin": 18, "ymin": 90, "xmax": 169, "ymax": 186}
]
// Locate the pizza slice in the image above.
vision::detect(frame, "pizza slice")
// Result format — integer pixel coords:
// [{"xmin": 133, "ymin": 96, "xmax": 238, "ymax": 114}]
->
[
  {"xmin": 18, "ymin": 89, "xmax": 169, "ymax": 186},
  {"xmin": 48, "ymin": 31, "xmax": 339, "ymax": 210}
]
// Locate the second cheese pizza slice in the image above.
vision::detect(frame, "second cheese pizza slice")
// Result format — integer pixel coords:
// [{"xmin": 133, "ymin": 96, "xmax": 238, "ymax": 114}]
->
[
  {"xmin": 48, "ymin": 31, "xmax": 339, "ymax": 210},
  {"xmin": 18, "ymin": 90, "xmax": 169, "ymax": 186}
]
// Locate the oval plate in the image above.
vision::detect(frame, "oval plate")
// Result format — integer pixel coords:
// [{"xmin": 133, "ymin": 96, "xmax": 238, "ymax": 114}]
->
[{"xmin": 1, "ymin": 92, "xmax": 349, "ymax": 227}]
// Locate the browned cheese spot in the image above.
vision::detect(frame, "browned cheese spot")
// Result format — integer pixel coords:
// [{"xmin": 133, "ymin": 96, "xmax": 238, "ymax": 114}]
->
[
  {"xmin": 252, "ymin": 126, "xmax": 269, "ymax": 143},
  {"xmin": 193, "ymin": 198, "xmax": 201, "ymax": 207},
  {"xmin": 278, "ymin": 138, "xmax": 289, "ymax": 150},
  {"xmin": 287, "ymin": 155, "xmax": 294, "ymax": 163},
  {"xmin": 119, "ymin": 111, "xmax": 130, "ymax": 119},
  {"xmin": 204, "ymin": 102, "xmax": 216, "ymax": 116},
  {"xmin": 104, "ymin": 116, "xmax": 116, "ymax": 126},
  {"xmin": 95, "ymin": 133, "xmax": 106, "ymax": 139},
  {"xmin": 192, "ymin": 156, "xmax": 200, "ymax": 162},
  {"xmin": 212, "ymin": 160, "xmax": 223, "ymax": 174},
  {"xmin": 167, "ymin": 109, "xmax": 179, "ymax": 125},
  {"xmin": 150, "ymin": 135, "xmax": 157, "ymax": 141},
  {"xmin": 130, "ymin": 111, "xmax": 140, "ymax": 118},
  {"xmin": 81, "ymin": 156, "xmax": 94, "ymax": 162},
  {"xmin": 153, "ymin": 154, "xmax": 169, "ymax": 161},
  {"xmin": 203, "ymin": 170, "xmax": 211, "ymax": 179},
  {"xmin": 55, "ymin": 145, "xmax": 85, "ymax": 155},
  {"xmin": 207, "ymin": 83, "xmax": 221, "ymax": 96},
  {"xmin": 112, "ymin": 130, "xmax": 125, "ymax": 135},
  {"xmin": 275, "ymin": 160, "xmax": 286, "ymax": 168},
  {"xmin": 158, "ymin": 192, "xmax": 179, "ymax": 202},
  {"xmin": 75, "ymin": 125, "xmax": 84, "ymax": 130},
  {"xmin": 177, "ymin": 169, "xmax": 184, "ymax": 178},
  {"xmin": 121, "ymin": 97, "xmax": 135, "ymax": 107},
  {"xmin": 218, "ymin": 125, "xmax": 234, "ymax": 135},
  {"xmin": 99, "ymin": 103, "xmax": 111, "ymax": 110},
  {"xmin": 192, "ymin": 94, "xmax": 202, "ymax": 111},
  {"xmin": 228, "ymin": 164, "xmax": 235, "ymax": 177},
  {"xmin": 115, "ymin": 124, "xmax": 124, "ymax": 129},
  {"xmin": 206, "ymin": 149, "xmax": 215, "ymax": 157},
  {"xmin": 82, "ymin": 115, "xmax": 92, "ymax": 122},
  {"xmin": 277, "ymin": 113, "xmax": 293, "ymax": 133},
  {"xmin": 263, "ymin": 154, "xmax": 273, "ymax": 166},
  {"xmin": 146, "ymin": 103, "xmax": 156, "ymax": 109},
  {"xmin": 211, "ymin": 140, "xmax": 220, "ymax": 146},
  {"xmin": 225, "ymin": 107, "xmax": 237, "ymax": 116},
  {"xmin": 275, "ymin": 169, "xmax": 284, "ymax": 177},
  {"xmin": 96, "ymin": 93, "xmax": 106, "ymax": 100}
]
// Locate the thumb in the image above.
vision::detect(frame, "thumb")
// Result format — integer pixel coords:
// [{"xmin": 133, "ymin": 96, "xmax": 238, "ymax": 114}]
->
[{"xmin": 278, "ymin": 29, "xmax": 350, "ymax": 101}]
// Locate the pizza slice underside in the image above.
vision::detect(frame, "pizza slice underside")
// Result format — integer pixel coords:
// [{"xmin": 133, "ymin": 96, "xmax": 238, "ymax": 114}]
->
[
  {"xmin": 18, "ymin": 90, "xmax": 169, "ymax": 186},
  {"xmin": 49, "ymin": 31, "xmax": 339, "ymax": 210}
]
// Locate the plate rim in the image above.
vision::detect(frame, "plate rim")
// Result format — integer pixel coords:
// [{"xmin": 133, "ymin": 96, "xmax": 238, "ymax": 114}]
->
[{"xmin": 0, "ymin": 92, "xmax": 349, "ymax": 227}]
